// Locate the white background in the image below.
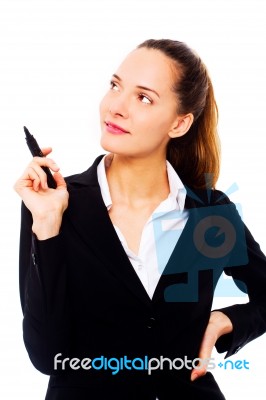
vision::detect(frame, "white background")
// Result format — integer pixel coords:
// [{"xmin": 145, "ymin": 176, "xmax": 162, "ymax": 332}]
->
[{"xmin": 0, "ymin": 0, "xmax": 266, "ymax": 398}]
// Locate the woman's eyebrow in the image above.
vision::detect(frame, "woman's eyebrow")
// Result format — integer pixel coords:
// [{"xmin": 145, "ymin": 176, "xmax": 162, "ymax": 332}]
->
[{"xmin": 112, "ymin": 74, "xmax": 160, "ymax": 98}]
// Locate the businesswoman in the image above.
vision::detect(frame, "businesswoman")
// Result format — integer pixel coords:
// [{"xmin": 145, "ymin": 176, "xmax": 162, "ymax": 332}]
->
[{"xmin": 15, "ymin": 39, "xmax": 266, "ymax": 399}]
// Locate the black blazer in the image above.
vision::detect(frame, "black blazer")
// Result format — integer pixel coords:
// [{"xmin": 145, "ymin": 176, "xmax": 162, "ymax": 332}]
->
[{"xmin": 19, "ymin": 155, "xmax": 266, "ymax": 400}]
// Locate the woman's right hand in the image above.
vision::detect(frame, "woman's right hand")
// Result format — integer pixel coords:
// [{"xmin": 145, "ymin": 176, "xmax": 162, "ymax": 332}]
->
[{"xmin": 14, "ymin": 148, "xmax": 69, "ymax": 240}]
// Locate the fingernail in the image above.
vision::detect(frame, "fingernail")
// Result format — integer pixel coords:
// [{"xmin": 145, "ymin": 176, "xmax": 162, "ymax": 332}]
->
[{"xmin": 191, "ymin": 373, "xmax": 198, "ymax": 382}]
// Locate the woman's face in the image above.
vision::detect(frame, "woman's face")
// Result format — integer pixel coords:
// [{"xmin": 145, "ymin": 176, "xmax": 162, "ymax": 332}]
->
[{"xmin": 99, "ymin": 47, "xmax": 180, "ymax": 159}]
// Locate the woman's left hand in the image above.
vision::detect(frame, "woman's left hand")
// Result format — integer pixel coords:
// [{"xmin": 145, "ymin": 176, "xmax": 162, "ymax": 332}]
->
[{"xmin": 190, "ymin": 311, "xmax": 233, "ymax": 381}]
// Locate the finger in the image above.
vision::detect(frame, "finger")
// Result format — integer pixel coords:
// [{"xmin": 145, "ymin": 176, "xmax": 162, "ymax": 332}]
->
[
  {"xmin": 24, "ymin": 167, "xmax": 41, "ymax": 192},
  {"xmin": 41, "ymin": 147, "xmax": 53, "ymax": 156},
  {"xmin": 28, "ymin": 163, "xmax": 52, "ymax": 190},
  {"xmin": 20, "ymin": 162, "xmax": 50, "ymax": 191},
  {"xmin": 53, "ymin": 172, "xmax": 67, "ymax": 189},
  {"xmin": 31, "ymin": 156, "xmax": 60, "ymax": 171},
  {"xmin": 16, "ymin": 159, "xmax": 59, "ymax": 193},
  {"xmin": 191, "ymin": 364, "xmax": 207, "ymax": 382},
  {"xmin": 28, "ymin": 167, "xmax": 45, "ymax": 192}
]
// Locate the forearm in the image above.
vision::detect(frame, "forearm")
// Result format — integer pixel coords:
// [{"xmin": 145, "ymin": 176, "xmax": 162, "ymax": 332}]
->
[
  {"xmin": 24, "ymin": 234, "xmax": 69, "ymax": 374},
  {"xmin": 21, "ymin": 218, "xmax": 70, "ymax": 374}
]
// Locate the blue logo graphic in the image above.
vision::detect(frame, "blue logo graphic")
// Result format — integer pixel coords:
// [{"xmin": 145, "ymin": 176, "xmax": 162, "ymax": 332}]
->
[{"xmin": 152, "ymin": 180, "xmax": 249, "ymax": 302}]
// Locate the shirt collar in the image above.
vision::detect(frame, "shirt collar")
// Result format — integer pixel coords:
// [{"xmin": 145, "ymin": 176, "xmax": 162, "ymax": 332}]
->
[
  {"xmin": 165, "ymin": 160, "xmax": 186, "ymax": 211},
  {"xmin": 97, "ymin": 153, "xmax": 113, "ymax": 210},
  {"xmin": 97, "ymin": 153, "xmax": 186, "ymax": 212}
]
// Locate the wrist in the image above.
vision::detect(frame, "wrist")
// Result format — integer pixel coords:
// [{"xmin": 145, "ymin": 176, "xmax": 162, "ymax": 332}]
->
[
  {"xmin": 210, "ymin": 311, "xmax": 233, "ymax": 338},
  {"xmin": 32, "ymin": 213, "xmax": 63, "ymax": 240}
]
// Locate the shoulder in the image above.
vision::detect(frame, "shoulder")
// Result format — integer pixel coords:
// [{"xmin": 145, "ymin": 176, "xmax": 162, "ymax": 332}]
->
[
  {"xmin": 62, "ymin": 155, "xmax": 106, "ymax": 219},
  {"xmin": 64, "ymin": 154, "xmax": 105, "ymax": 190},
  {"xmin": 185, "ymin": 186, "xmax": 233, "ymax": 209}
]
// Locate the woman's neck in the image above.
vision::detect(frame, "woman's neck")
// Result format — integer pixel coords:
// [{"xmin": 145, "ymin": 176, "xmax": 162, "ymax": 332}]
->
[{"xmin": 106, "ymin": 153, "xmax": 170, "ymax": 207}]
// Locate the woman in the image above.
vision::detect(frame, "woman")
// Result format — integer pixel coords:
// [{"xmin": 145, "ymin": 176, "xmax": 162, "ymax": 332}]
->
[{"xmin": 15, "ymin": 39, "xmax": 266, "ymax": 399}]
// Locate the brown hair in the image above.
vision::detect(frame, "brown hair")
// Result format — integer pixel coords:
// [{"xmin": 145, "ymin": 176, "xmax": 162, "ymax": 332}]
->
[{"xmin": 137, "ymin": 39, "xmax": 220, "ymax": 190}]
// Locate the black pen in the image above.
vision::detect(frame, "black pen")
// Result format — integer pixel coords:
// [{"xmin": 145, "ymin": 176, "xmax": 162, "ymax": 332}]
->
[{"xmin": 24, "ymin": 126, "xmax": 57, "ymax": 189}]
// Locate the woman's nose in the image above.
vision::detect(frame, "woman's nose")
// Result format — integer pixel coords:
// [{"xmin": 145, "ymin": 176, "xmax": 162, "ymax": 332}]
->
[{"xmin": 109, "ymin": 93, "xmax": 129, "ymax": 118}]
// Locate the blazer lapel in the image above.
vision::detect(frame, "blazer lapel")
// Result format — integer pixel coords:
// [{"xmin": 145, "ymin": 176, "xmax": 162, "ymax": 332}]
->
[
  {"xmin": 65, "ymin": 156, "xmax": 152, "ymax": 308},
  {"xmin": 151, "ymin": 189, "xmax": 225, "ymax": 304},
  {"xmin": 151, "ymin": 203, "xmax": 201, "ymax": 304}
]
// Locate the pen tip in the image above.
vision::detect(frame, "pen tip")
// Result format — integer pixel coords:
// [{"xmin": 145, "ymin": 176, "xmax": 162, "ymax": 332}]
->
[{"xmin": 24, "ymin": 126, "xmax": 30, "ymax": 136}]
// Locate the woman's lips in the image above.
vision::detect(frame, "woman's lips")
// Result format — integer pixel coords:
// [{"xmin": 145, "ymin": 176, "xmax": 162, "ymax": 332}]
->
[{"xmin": 105, "ymin": 121, "xmax": 129, "ymax": 135}]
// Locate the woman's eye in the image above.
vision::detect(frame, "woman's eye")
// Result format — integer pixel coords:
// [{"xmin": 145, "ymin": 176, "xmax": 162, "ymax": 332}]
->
[
  {"xmin": 138, "ymin": 94, "xmax": 152, "ymax": 104},
  {"xmin": 110, "ymin": 81, "xmax": 119, "ymax": 91}
]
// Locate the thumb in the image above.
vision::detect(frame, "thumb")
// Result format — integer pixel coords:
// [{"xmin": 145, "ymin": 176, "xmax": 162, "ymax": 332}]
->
[
  {"xmin": 53, "ymin": 171, "xmax": 67, "ymax": 189},
  {"xmin": 191, "ymin": 331, "xmax": 215, "ymax": 382}
]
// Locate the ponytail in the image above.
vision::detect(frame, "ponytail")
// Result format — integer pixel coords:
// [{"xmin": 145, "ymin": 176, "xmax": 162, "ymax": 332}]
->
[{"xmin": 167, "ymin": 77, "xmax": 220, "ymax": 189}]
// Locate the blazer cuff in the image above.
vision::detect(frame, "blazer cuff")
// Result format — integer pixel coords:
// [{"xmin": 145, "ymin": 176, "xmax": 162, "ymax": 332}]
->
[
  {"xmin": 30, "ymin": 232, "xmax": 66, "ymax": 316},
  {"xmin": 213, "ymin": 304, "xmax": 251, "ymax": 358}
]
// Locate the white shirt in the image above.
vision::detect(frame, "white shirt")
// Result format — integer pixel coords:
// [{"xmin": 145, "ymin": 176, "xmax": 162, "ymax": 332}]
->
[{"xmin": 97, "ymin": 154, "xmax": 189, "ymax": 299}]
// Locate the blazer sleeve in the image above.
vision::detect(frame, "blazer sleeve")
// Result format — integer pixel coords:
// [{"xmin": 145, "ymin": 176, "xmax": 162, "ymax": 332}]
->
[
  {"xmin": 19, "ymin": 201, "xmax": 70, "ymax": 375},
  {"xmin": 212, "ymin": 192, "xmax": 266, "ymax": 358}
]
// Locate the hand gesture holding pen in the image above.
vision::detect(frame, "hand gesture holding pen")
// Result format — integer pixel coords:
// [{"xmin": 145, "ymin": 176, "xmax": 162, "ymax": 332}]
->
[{"xmin": 14, "ymin": 147, "xmax": 69, "ymax": 240}]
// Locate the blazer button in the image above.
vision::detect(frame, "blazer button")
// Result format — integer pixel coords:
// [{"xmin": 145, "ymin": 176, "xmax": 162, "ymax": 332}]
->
[{"xmin": 147, "ymin": 317, "xmax": 156, "ymax": 329}]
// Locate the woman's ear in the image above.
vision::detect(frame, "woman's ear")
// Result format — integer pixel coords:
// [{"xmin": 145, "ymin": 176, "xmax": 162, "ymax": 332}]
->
[{"xmin": 168, "ymin": 113, "xmax": 194, "ymax": 138}]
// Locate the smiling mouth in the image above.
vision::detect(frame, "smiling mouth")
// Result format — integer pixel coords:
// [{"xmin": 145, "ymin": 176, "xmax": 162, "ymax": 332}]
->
[{"xmin": 105, "ymin": 122, "xmax": 130, "ymax": 135}]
